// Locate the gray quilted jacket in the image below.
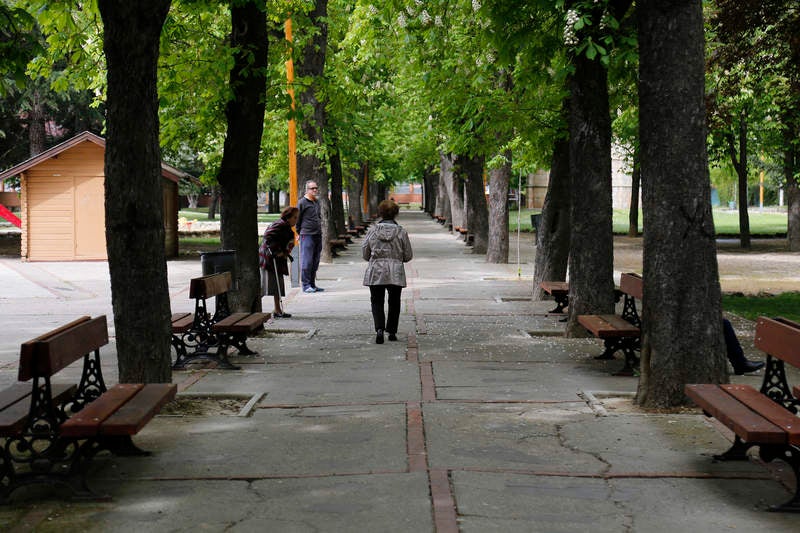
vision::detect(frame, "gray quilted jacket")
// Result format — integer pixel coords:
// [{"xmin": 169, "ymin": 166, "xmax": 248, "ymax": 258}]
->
[{"xmin": 362, "ymin": 221, "xmax": 413, "ymax": 287}]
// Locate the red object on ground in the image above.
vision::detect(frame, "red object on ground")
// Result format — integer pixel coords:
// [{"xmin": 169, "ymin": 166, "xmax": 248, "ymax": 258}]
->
[{"xmin": 0, "ymin": 204, "xmax": 21, "ymax": 228}]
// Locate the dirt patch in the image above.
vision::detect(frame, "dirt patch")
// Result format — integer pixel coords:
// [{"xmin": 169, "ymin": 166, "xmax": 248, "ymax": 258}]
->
[
  {"xmin": 159, "ymin": 395, "xmax": 247, "ymax": 416},
  {"xmin": 599, "ymin": 396, "xmax": 703, "ymax": 415}
]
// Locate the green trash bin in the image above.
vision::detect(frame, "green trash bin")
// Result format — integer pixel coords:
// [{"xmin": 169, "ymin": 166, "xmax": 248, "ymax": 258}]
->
[
  {"xmin": 201, "ymin": 250, "xmax": 238, "ymax": 290},
  {"xmin": 530, "ymin": 213, "xmax": 542, "ymax": 233}
]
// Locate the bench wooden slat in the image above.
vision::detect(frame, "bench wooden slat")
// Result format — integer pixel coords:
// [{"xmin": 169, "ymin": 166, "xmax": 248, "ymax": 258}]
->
[
  {"xmin": 213, "ymin": 312, "xmax": 269, "ymax": 333},
  {"xmin": 171, "ymin": 312, "xmax": 195, "ymax": 333},
  {"xmin": 0, "ymin": 384, "xmax": 77, "ymax": 435},
  {"xmin": 539, "ymin": 281, "xmax": 569, "ymax": 294},
  {"xmin": 721, "ymin": 384, "xmax": 800, "ymax": 445},
  {"xmin": 100, "ymin": 384, "xmax": 177, "ymax": 436},
  {"xmin": 19, "ymin": 316, "xmax": 107, "ymax": 382},
  {"xmin": 577, "ymin": 314, "xmax": 640, "ymax": 337},
  {"xmin": 0, "ymin": 383, "xmax": 33, "ymax": 411},
  {"xmin": 619, "ymin": 272, "xmax": 643, "ymax": 299},
  {"xmin": 60, "ymin": 384, "xmax": 144, "ymax": 438},
  {"xmin": 754, "ymin": 317, "xmax": 800, "ymax": 368},
  {"xmin": 685, "ymin": 384, "xmax": 786, "ymax": 444},
  {"xmin": 189, "ymin": 271, "xmax": 232, "ymax": 300}
]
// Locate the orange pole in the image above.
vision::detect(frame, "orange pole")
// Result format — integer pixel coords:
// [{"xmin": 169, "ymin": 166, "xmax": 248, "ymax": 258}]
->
[{"xmin": 285, "ymin": 19, "xmax": 298, "ymax": 207}]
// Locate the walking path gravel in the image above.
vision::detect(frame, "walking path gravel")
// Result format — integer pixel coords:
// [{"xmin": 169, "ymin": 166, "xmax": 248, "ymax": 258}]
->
[{"xmin": 0, "ymin": 210, "xmax": 799, "ymax": 532}]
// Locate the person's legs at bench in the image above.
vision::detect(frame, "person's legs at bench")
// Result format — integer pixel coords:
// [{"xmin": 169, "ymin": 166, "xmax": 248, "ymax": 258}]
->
[{"xmin": 723, "ymin": 318, "xmax": 764, "ymax": 374}]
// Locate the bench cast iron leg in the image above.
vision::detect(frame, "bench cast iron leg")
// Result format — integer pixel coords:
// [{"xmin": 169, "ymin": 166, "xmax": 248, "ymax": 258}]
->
[
  {"xmin": 548, "ymin": 294, "xmax": 568, "ymax": 314},
  {"xmin": 595, "ymin": 339, "xmax": 619, "ymax": 360},
  {"xmin": 713, "ymin": 435, "xmax": 753, "ymax": 462},
  {"xmin": 613, "ymin": 342, "xmax": 640, "ymax": 377},
  {"xmin": 759, "ymin": 444, "xmax": 800, "ymax": 513}
]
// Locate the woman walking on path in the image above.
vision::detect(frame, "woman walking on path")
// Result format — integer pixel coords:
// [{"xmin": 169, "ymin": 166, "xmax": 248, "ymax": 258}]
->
[
  {"xmin": 260, "ymin": 206, "xmax": 299, "ymax": 318},
  {"xmin": 362, "ymin": 200, "xmax": 413, "ymax": 344}
]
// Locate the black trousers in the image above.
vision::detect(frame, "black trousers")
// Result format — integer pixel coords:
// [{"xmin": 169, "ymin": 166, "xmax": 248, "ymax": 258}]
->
[{"xmin": 369, "ymin": 285, "xmax": 403, "ymax": 333}]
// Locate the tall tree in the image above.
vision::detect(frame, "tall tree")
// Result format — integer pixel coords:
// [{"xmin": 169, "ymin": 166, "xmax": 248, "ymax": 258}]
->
[
  {"xmin": 532, "ymin": 129, "xmax": 571, "ymax": 299},
  {"xmin": 636, "ymin": 0, "xmax": 726, "ymax": 408},
  {"xmin": 711, "ymin": 0, "xmax": 800, "ymax": 250},
  {"xmin": 295, "ymin": 0, "xmax": 332, "ymax": 261},
  {"xmin": 98, "ymin": 0, "xmax": 172, "ymax": 383},
  {"xmin": 217, "ymin": 0, "xmax": 268, "ymax": 312},
  {"xmin": 486, "ymin": 149, "xmax": 511, "ymax": 262},
  {"xmin": 563, "ymin": 0, "xmax": 631, "ymax": 335}
]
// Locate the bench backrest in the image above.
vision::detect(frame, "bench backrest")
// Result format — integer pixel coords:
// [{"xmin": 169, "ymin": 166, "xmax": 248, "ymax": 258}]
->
[
  {"xmin": 755, "ymin": 317, "xmax": 800, "ymax": 368},
  {"xmin": 19, "ymin": 315, "xmax": 109, "ymax": 381},
  {"xmin": 620, "ymin": 273, "xmax": 643, "ymax": 300},
  {"xmin": 189, "ymin": 271, "xmax": 232, "ymax": 300}
]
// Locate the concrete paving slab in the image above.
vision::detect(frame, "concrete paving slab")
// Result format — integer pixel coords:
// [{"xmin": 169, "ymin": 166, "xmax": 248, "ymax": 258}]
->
[
  {"xmin": 432, "ymin": 361, "xmax": 637, "ymax": 401},
  {"xmin": 104, "ymin": 404, "xmax": 407, "ymax": 478},
  {"xmin": 452, "ymin": 472, "xmax": 798, "ymax": 533},
  {"xmin": 179, "ymin": 361, "xmax": 420, "ymax": 404},
  {"xmin": 424, "ymin": 402, "xmax": 606, "ymax": 474}
]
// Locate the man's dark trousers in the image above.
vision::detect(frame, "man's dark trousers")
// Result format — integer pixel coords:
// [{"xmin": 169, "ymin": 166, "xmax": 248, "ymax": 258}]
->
[{"xmin": 300, "ymin": 233, "xmax": 322, "ymax": 290}]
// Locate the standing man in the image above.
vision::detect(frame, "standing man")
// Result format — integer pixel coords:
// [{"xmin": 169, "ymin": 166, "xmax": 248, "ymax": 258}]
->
[{"xmin": 296, "ymin": 180, "xmax": 324, "ymax": 293}]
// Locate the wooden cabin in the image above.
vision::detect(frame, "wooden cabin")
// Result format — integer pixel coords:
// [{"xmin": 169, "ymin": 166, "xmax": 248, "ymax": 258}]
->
[{"xmin": 0, "ymin": 131, "xmax": 188, "ymax": 261}]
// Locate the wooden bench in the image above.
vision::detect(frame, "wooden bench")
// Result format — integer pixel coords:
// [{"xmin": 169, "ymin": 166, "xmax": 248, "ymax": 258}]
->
[
  {"xmin": 338, "ymin": 233, "xmax": 354, "ymax": 244},
  {"xmin": 171, "ymin": 272, "xmax": 270, "ymax": 370},
  {"xmin": 577, "ymin": 272, "xmax": 643, "ymax": 376},
  {"xmin": 539, "ymin": 281, "xmax": 570, "ymax": 313},
  {"xmin": 540, "ymin": 281, "xmax": 624, "ymax": 314},
  {"xmin": 0, "ymin": 316, "xmax": 176, "ymax": 503},
  {"xmin": 685, "ymin": 317, "xmax": 800, "ymax": 512}
]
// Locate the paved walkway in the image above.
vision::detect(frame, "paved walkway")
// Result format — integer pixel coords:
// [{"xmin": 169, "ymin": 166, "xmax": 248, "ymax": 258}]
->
[{"xmin": 0, "ymin": 211, "xmax": 798, "ymax": 531}]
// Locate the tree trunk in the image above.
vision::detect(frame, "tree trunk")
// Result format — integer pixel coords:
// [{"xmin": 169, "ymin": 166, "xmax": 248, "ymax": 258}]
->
[
  {"xmin": 207, "ymin": 186, "xmax": 220, "ymax": 219},
  {"xmin": 295, "ymin": 0, "xmax": 330, "ymax": 259},
  {"xmin": 217, "ymin": 1, "xmax": 267, "ymax": 313},
  {"xmin": 441, "ymin": 153, "xmax": 465, "ymax": 230},
  {"xmin": 329, "ymin": 149, "xmax": 345, "ymax": 237},
  {"xmin": 435, "ymin": 154, "xmax": 451, "ymax": 224},
  {"xmin": 637, "ymin": 0, "xmax": 726, "ymax": 408},
  {"xmin": 564, "ymin": 57, "xmax": 615, "ymax": 337},
  {"xmin": 487, "ymin": 150, "xmax": 511, "ymax": 263},
  {"xmin": 786, "ymin": 128, "xmax": 800, "ymax": 251},
  {"xmin": 456, "ymin": 154, "xmax": 488, "ymax": 254},
  {"xmin": 533, "ymin": 135, "xmax": 571, "ymax": 300},
  {"xmin": 423, "ymin": 166, "xmax": 437, "ymax": 215},
  {"xmin": 98, "ymin": 0, "xmax": 172, "ymax": 383},
  {"xmin": 727, "ymin": 111, "xmax": 751, "ymax": 249},
  {"xmin": 347, "ymin": 165, "xmax": 363, "ymax": 225},
  {"xmin": 628, "ymin": 149, "xmax": 640, "ymax": 237},
  {"xmin": 28, "ymin": 90, "xmax": 46, "ymax": 156}
]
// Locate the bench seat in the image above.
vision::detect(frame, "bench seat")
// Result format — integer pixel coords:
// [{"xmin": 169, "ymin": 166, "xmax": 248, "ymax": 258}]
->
[
  {"xmin": 172, "ymin": 272, "xmax": 269, "ymax": 370},
  {"xmin": 578, "ymin": 314, "xmax": 640, "ymax": 338},
  {"xmin": 577, "ymin": 273, "xmax": 643, "ymax": 376},
  {"xmin": 685, "ymin": 317, "xmax": 800, "ymax": 512},
  {"xmin": 0, "ymin": 383, "xmax": 77, "ymax": 436},
  {"xmin": 61, "ymin": 383, "xmax": 176, "ymax": 438},
  {"xmin": 0, "ymin": 316, "xmax": 176, "ymax": 503},
  {"xmin": 539, "ymin": 281, "xmax": 569, "ymax": 313}
]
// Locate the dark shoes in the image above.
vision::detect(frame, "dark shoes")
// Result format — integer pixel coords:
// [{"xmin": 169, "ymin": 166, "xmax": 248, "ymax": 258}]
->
[
  {"xmin": 273, "ymin": 312, "xmax": 292, "ymax": 318},
  {"xmin": 376, "ymin": 329, "xmax": 384, "ymax": 344},
  {"xmin": 733, "ymin": 360, "xmax": 765, "ymax": 375},
  {"xmin": 388, "ymin": 333, "xmax": 398, "ymax": 341}
]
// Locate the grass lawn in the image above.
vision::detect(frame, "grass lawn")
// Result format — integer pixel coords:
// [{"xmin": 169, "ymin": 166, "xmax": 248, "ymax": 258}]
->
[
  {"xmin": 179, "ymin": 208, "xmax": 280, "ymax": 223},
  {"xmin": 722, "ymin": 292, "xmax": 800, "ymax": 323},
  {"xmin": 511, "ymin": 208, "xmax": 788, "ymax": 235}
]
